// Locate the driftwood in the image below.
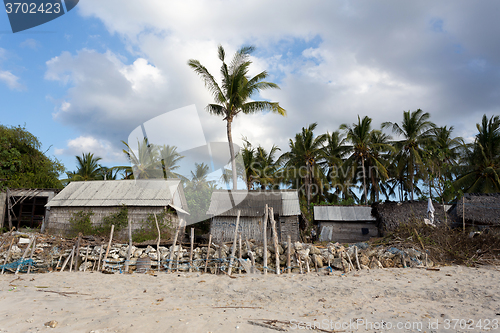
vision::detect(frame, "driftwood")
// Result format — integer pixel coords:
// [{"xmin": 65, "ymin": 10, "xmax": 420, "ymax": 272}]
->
[
  {"xmin": 101, "ymin": 225, "xmax": 115, "ymax": 271},
  {"xmin": 1, "ymin": 237, "xmax": 15, "ymax": 275},
  {"xmin": 124, "ymin": 217, "xmax": 132, "ymax": 273},
  {"xmin": 73, "ymin": 233, "xmax": 82, "ymax": 271},
  {"xmin": 15, "ymin": 236, "xmax": 34, "ymax": 275},
  {"xmin": 287, "ymin": 235, "xmax": 291, "ymax": 274},
  {"xmin": 168, "ymin": 226, "xmax": 180, "ymax": 272},
  {"xmin": 83, "ymin": 246, "xmax": 90, "ymax": 272},
  {"xmin": 154, "ymin": 214, "xmax": 161, "ymax": 272},
  {"xmin": 60, "ymin": 247, "xmax": 74, "ymax": 272},
  {"xmin": 354, "ymin": 246, "xmax": 360, "ymax": 270},
  {"xmin": 27, "ymin": 237, "xmax": 37, "ymax": 274},
  {"xmin": 204, "ymin": 234, "xmax": 212, "ymax": 273},
  {"xmin": 227, "ymin": 210, "xmax": 241, "ymax": 276},
  {"xmin": 97, "ymin": 244, "xmax": 103, "ymax": 271}
]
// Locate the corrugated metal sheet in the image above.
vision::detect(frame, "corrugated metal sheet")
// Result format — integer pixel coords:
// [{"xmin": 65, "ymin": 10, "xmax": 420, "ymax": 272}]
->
[
  {"xmin": 314, "ymin": 206, "xmax": 375, "ymax": 222},
  {"xmin": 46, "ymin": 179, "xmax": 183, "ymax": 208},
  {"xmin": 206, "ymin": 190, "xmax": 300, "ymax": 217}
]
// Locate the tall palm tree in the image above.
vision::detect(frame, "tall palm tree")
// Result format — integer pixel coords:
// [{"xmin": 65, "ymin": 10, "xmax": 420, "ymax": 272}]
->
[
  {"xmin": 454, "ymin": 115, "xmax": 500, "ymax": 193},
  {"xmin": 280, "ymin": 123, "xmax": 327, "ymax": 212},
  {"xmin": 66, "ymin": 153, "xmax": 103, "ymax": 181},
  {"xmin": 341, "ymin": 116, "xmax": 392, "ymax": 204},
  {"xmin": 188, "ymin": 45, "xmax": 286, "ymax": 190},
  {"xmin": 254, "ymin": 145, "xmax": 281, "ymax": 190},
  {"xmin": 322, "ymin": 131, "xmax": 350, "ymax": 201},
  {"xmin": 382, "ymin": 109, "xmax": 435, "ymax": 200}
]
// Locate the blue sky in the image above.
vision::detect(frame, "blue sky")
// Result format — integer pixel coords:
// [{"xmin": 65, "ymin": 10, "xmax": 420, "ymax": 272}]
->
[{"xmin": 1, "ymin": 1, "xmax": 500, "ymax": 179}]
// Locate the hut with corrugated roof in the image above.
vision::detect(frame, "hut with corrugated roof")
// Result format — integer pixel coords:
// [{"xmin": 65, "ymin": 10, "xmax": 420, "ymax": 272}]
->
[
  {"xmin": 45, "ymin": 179, "xmax": 188, "ymax": 237},
  {"xmin": 206, "ymin": 190, "xmax": 301, "ymax": 243},
  {"xmin": 314, "ymin": 205, "xmax": 378, "ymax": 243}
]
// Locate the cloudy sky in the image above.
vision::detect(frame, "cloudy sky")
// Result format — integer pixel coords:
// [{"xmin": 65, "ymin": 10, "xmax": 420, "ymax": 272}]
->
[{"xmin": 1, "ymin": 1, "xmax": 499, "ymax": 176}]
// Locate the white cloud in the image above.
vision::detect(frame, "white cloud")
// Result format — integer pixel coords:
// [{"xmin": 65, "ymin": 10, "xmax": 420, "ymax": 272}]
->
[
  {"xmin": 20, "ymin": 38, "xmax": 41, "ymax": 50},
  {"xmin": 0, "ymin": 70, "xmax": 24, "ymax": 90},
  {"xmin": 55, "ymin": 135, "xmax": 124, "ymax": 163}
]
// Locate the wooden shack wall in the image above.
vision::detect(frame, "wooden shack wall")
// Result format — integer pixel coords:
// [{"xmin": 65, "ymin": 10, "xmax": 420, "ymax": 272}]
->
[
  {"xmin": 318, "ymin": 221, "xmax": 378, "ymax": 243},
  {"xmin": 279, "ymin": 215, "xmax": 300, "ymax": 242},
  {"xmin": 210, "ymin": 215, "xmax": 300, "ymax": 243},
  {"xmin": 0, "ymin": 192, "xmax": 6, "ymax": 228},
  {"xmin": 47, "ymin": 206, "xmax": 179, "ymax": 239}
]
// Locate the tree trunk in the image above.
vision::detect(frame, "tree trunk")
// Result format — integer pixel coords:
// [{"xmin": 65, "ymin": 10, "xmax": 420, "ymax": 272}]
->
[
  {"xmin": 361, "ymin": 155, "xmax": 368, "ymax": 205},
  {"xmin": 226, "ymin": 119, "xmax": 238, "ymax": 190}
]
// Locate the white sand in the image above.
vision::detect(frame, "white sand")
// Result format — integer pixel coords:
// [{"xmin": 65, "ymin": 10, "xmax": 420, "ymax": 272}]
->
[{"xmin": 0, "ymin": 266, "xmax": 499, "ymax": 333}]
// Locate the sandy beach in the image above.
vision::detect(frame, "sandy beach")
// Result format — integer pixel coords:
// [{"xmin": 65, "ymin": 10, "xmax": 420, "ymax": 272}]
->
[{"xmin": 0, "ymin": 266, "xmax": 499, "ymax": 333}]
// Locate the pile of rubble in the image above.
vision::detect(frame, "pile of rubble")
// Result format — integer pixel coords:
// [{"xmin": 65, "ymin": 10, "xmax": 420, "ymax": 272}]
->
[{"xmin": 0, "ymin": 231, "xmax": 433, "ymax": 274}]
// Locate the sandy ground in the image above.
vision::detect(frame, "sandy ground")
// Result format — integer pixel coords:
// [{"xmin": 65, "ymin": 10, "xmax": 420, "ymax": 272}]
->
[{"xmin": 0, "ymin": 266, "xmax": 499, "ymax": 333}]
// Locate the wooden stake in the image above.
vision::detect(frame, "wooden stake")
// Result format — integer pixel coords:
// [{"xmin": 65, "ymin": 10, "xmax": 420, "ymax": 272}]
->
[
  {"xmin": 204, "ymin": 234, "xmax": 212, "ymax": 273},
  {"xmin": 269, "ymin": 207, "xmax": 280, "ymax": 275},
  {"xmin": 298, "ymin": 253, "xmax": 303, "ymax": 274},
  {"xmin": 125, "ymin": 217, "xmax": 133, "ymax": 273},
  {"xmin": 83, "ymin": 246, "xmax": 90, "ymax": 272},
  {"xmin": 6, "ymin": 188, "xmax": 12, "ymax": 230},
  {"xmin": 154, "ymin": 213, "xmax": 161, "ymax": 272},
  {"xmin": 168, "ymin": 225, "xmax": 180, "ymax": 272},
  {"xmin": 69, "ymin": 246, "xmax": 75, "ymax": 273},
  {"xmin": 354, "ymin": 246, "xmax": 361, "ymax": 270},
  {"xmin": 27, "ymin": 237, "xmax": 37, "ymax": 274},
  {"xmin": 1, "ymin": 237, "xmax": 15, "ymax": 275},
  {"xmin": 101, "ymin": 225, "xmax": 115, "ymax": 272},
  {"xmin": 287, "ymin": 235, "xmax": 291, "ymax": 274},
  {"xmin": 462, "ymin": 196, "xmax": 465, "ymax": 232},
  {"xmin": 238, "ymin": 233, "xmax": 242, "ymax": 274},
  {"xmin": 189, "ymin": 227, "xmax": 194, "ymax": 273},
  {"xmin": 60, "ymin": 247, "xmax": 74, "ymax": 272},
  {"xmin": 15, "ymin": 236, "xmax": 34, "ymax": 275},
  {"xmin": 263, "ymin": 204, "xmax": 268, "ymax": 275},
  {"xmin": 74, "ymin": 233, "xmax": 82, "ymax": 272},
  {"xmin": 227, "ymin": 210, "xmax": 241, "ymax": 276},
  {"xmin": 55, "ymin": 254, "xmax": 62, "ymax": 272},
  {"xmin": 176, "ymin": 240, "xmax": 182, "ymax": 272},
  {"xmin": 97, "ymin": 244, "xmax": 103, "ymax": 271},
  {"xmin": 345, "ymin": 250, "xmax": 355, "ymax": 271},
  {"xmin": 305, "ymin": 255, "xmax": 310, "ymax": 273}
]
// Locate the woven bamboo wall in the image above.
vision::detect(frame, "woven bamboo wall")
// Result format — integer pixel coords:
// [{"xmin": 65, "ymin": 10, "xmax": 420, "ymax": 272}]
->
[{"xmin": 47, "ymin": 206, "xmax": 179, "ymax": 238}]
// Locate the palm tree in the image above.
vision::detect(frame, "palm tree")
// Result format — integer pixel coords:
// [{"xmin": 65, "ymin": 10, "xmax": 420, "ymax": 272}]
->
[
  {"xmin": 454, "ymin": 115, "xmax": 500, "ymax": 193},
  {"xmin": 254, "ymin": 145, "xmax": 281, "ymax": 189},
  {"xmin": 382, "ymin": 109, "xmax": 435, "ymax": 200},
  {"xmin": 188, "ymin": 45, "xmax": 286, "ymax": 190},
  {"xmin": 158, "ymin": 145, "xmax": 184, "ymax": 179},
  {"xmin": 189, "ymin": 162, "xmax": 213, "ymax": 189},
  {"xmin": 280, "ymin": 123, "xmax": 327, "ymax": 212},
  {"xmin": 341, "ymin": 116, "xmax": 392, "ymax": 204},
  {"xmin": 322, "ymin": 131, "xmax": 350, "ymax": 201},
  {"xmin": 66, "ymin": 153, "xmax": 103, "ymax": 181},
  {"xmin": 122, "ymin": 139, "xmax": 162, "ymax": 179}
]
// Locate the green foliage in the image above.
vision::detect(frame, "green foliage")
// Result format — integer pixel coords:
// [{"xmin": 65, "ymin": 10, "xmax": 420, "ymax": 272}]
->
[
  {"xmin": 0, "ymin": 124, "xmax": 64, "ymax": 189},
  {"xmin": 95, "ymin": 205, "xmax": 129, "ymax": 235},
  {"xmin": 132, "ymin": 211, "xmax": 173, "ymax": 243},
  {"xmin": 69, "ymin": 210, "xmax": 94, "ymax": 237}
]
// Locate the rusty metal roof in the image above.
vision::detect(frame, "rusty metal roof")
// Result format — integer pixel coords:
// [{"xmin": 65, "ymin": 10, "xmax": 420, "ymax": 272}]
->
[
  {"xmin": 206, "ymin": 190, "xmax": 300, "ymax": 217},
  {"xmin": 46, "ymin": 179, "xmax": 185, "ymax": 208},
  {"xmin": 314, "ymin": 206, "xmax": 375, "ymax": 222}
]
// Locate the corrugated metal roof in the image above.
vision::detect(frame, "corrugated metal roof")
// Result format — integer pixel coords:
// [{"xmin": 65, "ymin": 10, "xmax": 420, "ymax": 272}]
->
[
  {"xmin": 46, "ymin": 179, "xmax": 183, "ymax": 208},
  {"xmin": 206, "ymin": 190, "xmax": 300, "ymax": 217},
  {"xmin": 314, "ymin": 206, "xmax": 375, "ymax": 222}
]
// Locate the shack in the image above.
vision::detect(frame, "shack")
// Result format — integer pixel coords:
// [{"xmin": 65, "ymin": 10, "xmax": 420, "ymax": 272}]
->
[
  {"xmin": 372, "ymin": 200, "xmax": 450, "ymax": 233},
  {"xmin": 314, "ymin": 205, "xmax": 378, "ymax": 243},
  {"xmin": 206, "ymin": 190, "xmax": 301, "ymax": 243},
  {"xmin": 453, "ymin": 193, "xmax": 500, "ymax": 229},
  {"xmin": 45, "ymin": 179, "xmax": 188, "ymax": 237},
  {"xmin": 1, "ymin": 189, "xmax": 60, "ymax": 231}
]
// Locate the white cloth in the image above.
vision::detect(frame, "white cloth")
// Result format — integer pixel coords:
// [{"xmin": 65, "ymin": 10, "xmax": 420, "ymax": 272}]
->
[{"xmin": 427, "ymin": 198, "xmax": 435, "ymax": 224}]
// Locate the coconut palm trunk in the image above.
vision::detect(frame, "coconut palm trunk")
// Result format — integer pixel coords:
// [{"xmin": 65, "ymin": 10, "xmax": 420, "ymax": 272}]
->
[
  {"xmin": 226, "ymin": 118, "xmax": 238, "ymax": 190},
  {"xmin": 361, "ymin": 155, "xmax": 368, "ymax": 204}
]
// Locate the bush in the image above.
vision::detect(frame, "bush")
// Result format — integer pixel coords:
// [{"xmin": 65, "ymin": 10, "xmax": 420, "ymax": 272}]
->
[
  {"xmin": 95, "ymin": 205, "xmax": 128, "ymax": 236},
  {"xmin": 133, "ymin": 211, "xmax": 173, "ymax": 243},
  {"xmin": 69, "ymin": 210, "xmax": 94, "ymax": 237}
]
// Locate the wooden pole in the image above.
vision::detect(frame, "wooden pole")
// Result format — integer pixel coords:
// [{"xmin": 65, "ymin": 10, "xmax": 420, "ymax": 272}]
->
[
  {"xmin": 462, "ymin": 196, "xmax": 465, "ymax": 232},
  {"xmin": 154, "ymin": 214, "xmax": 161, "ymax": 272},
  {"xmin": 73, "ymin": 233, "xmax": 82, "ymax": 271},
  {"xmin": 60, "ymin": 247, "xmax": 74, "ymax": 272},
  {"xmin": 227, "ymin": 210, "xmax": 241, "ymax": 276},
  {"xmin": 83, "ymin": 245, "xmax": 90, "ymax": 272},
  {"xmin": 55, "ymin": 254, "xmax": 62, "ymax": 272},
  {"xmin": 97, "ymin": 244, "xmax": 103, "ymax": 271},
  {"xmin": 204, "ymin": 234, "xmax": 212, "ymax": 273},
  {"xmin": 189, "ymin": 228, "xmax": 194, "ymax": 273},
  {"xmin": 6, "ymin": 188, "xmax": 12, "ymax": 230},
  {"xmin": 238, "ymin": 233, "xmax": 242, "ymax": 273},
  {"xmin": 101, "ymin": 225, "xmax": 115, "ymax": 272},
  {"xmin": 287, "ymin": 235, "xmax": 291, "ymax": 274},
  {"xmin": 263, "ymin": 204, "xmax": 268, "ymax": 275},
  {"xmin": 124, "ymin": 218, "xmax": 133, "ymax": 273},
  {"xmin": 176, "ymin": 240, "xmax": 182, "ymax": 272},
  {"xmin": 69, "ymin": 246, "xmax": 74, "ymax": 273},
  {"xmin": 15, "ymin": 236, "xmax": 34, "ymax": 275},
  {"xmin": 355, "ymin": 246, "xmax": 361, "ymax": 270},
  {"xmin": 168, "ymin": 224, "xmax": 180, "ymax": 272},
  {"xmin": 27, "ymin": 237, "xmax": 37, "ymax": 274},
  {"xmin": 269, "ymin": 207, "xmax": 280, "ymax": 275},
  {"xmin": 1, "ymin": 237, "xmax": 15, "ymax": 274}
]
